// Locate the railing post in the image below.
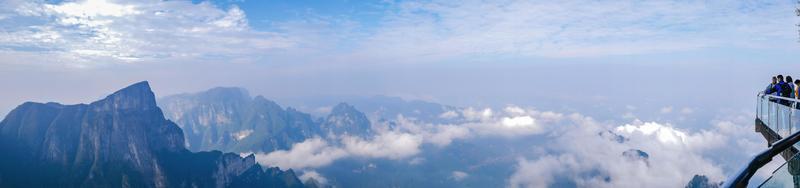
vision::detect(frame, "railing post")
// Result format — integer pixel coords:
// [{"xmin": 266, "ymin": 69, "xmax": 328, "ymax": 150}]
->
[
  {"xmin": 756, "ymin": 95, "xmax": 764, "ymax": 119},
  {"xmin": 770, "ymin": 100, "xmax": 773, "ymax": 131},
  {"xmin": 780, "ymin": 103, "xmax": 783, "ymax": 136}
]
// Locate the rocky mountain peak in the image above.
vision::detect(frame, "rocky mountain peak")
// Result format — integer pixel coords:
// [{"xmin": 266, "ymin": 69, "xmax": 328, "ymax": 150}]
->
[
  {"xmin": 330, "ymin": 102, "xmax": 360, "ymax": 116},
  {"xmin": 201, "ymin": 87, "xmax": 251, "ymax": 103},
  {"xmin": 685, "ymin": 174, "xmax": 722, "ymax": 188},
  {"xmin": 91, "ymin": 81, "xmax": 158, "ymax": 111},
  {"xmin": 622, "ymin": 149, "xmax": 650, "ymax": 166},
  {"xmin": 324, "ymin": 102, "xmax": 371, "ymax": 136}
]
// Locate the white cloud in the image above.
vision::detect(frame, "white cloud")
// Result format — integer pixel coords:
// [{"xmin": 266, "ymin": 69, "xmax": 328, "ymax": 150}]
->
[
  {"xmin": 504, "ymin": 106, "xmax": 527, "ymax": 115},
  {"xmin": 251, "ymin": 105, "xmax": 565, "ymax": 170},
  {"xmin": 462, "ymin": 107, "xmax": 494, "ymax": 121},
  {"xmin": 0, "ymin": 0, "xmax": 796, "ymax": 68},
  {"xmin": 439, "ymin": 110, "xmax": 459, "ymax": 119},
  {"xmin": 507, "ymin": 117, "xmax": 767, "ymax": 187},
  {"xmin": 248, "ymin": 104, "xmax": 767, "ymax": 187},
  {"xmin": 299, "ymin": 170, "xmax": 328, "ymax": 185},
  {"xmin": 427, "ymin": 125, "xmax": 471, "ymax": 147},
  {"xmin": 45, "ymin": 0, "xmax": 138, "ymax": 18},
  {"xmin": 252, "ymin": 138, "xmax": 347, "ymax": 169},
  {"xmin": 232, "ymin": 129, "xmax": 253, "ymax": 141},
  {"xmin": 342, "ymin": 132, "xmax": 423, "ymax": 159},
  {"xmin": 378, "ymin": 106, "xmax": 559, "ymax": 147},
  {"xmin": 615, "ymin": 121, "xmax": 726, "ymax": 151},
  {"xmin": 427, "ymin": 106, "xmax": 564, "ymax": 138},
  {"xmin": 450, "ymin": 171, "xmax": 469, "ymax": 181},
  {"xmin": 466, "ymin": 107, "xmax": 555, "ymax": 137},
  {"xmin": 253, "ymin": 132, "xmax": 424, "ymax": 170},
  {"xmin": 465, "ymin": 115, "xmax": 546, "ymax": 137},
  {"xmin": 382, "ymin": 116, "xmax": 471, "ymax": 147},
  {"xmin": 533, "ymin": 111, "xmax": 564, "ymax": 123},
  {"xmin": 252, "ymin": 115, "xmax": 474, "ymax": 170},
  {"xmin": 509, "ymin": 155, "xmax": 578, "ymax": 188},
  {"xmin": 0, "ymin": 0, "xmax": 295, "ymax": 67},
  {"xmin": 501, "ymin": 116, "xmax": 535, "ymax": 127},
  {"xmin": 352, "ymin": 0, "xmax": 796, "ymax": 62}
]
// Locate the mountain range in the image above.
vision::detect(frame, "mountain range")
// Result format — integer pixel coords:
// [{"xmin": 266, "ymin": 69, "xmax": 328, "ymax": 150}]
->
[
  {"xmin": 0, "ymin": 81, "xmax": 306, "ymax": 188},
  {"xmin": 0, "ymin": 82, "xmax": 718, "ymax": 187},
  {"xmin": 159, "ymin": 87, "xmax": 375, "ymax": 154}
]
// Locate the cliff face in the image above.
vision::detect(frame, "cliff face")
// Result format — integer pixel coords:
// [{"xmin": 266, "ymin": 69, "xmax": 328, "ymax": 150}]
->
[
  {"xmin": 159, "ymin": 87, "xmax": 321, "ymax": 153},
  {"xmin": 0, "ymin": 81, "xmax": 303, "ymax": 188}
]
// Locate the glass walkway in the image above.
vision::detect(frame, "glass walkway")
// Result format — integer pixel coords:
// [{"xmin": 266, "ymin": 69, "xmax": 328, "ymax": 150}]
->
[{"xmin": 727, "ymin": 92, "xmax": 800, "ymax": 188}]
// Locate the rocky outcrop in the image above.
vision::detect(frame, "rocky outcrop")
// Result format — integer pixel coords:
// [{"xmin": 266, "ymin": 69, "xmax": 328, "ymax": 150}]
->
[
  {"xmin": 685, "ymin": 175, "xmax": 722, "ymax": 188},
  {"xmin": 622, "ymin": 149, "xmax": 650, "ymax": 166},
  {"xmin": 322, "ymin": 103, "xmax": 372, "ymax": 137}
]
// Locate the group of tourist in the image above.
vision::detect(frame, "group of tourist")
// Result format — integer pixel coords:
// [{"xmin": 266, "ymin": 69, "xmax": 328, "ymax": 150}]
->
[{"xmin": 765, "ymin": 75, "xmax": 800, "ymax": 106}]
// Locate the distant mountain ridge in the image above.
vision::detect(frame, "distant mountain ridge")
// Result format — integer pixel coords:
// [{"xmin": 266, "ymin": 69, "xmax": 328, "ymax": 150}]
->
[
  {"xmin": 344, "ymin": 95, "xmax": 464, "ymax": 124},
  {"xmin": 279, "ymin": 95, "xmax": 465, "ymax": 124},
  {"xmin": 322, "ymin": 103, "xmax": 372, "ymax": 137},
  {"xmin": 159, "ymin": 87, "xmax": 374, "ymax": 154},
  {"xmin": 0, "ymin": 81, "xmax": 304, "ymax": 188}
]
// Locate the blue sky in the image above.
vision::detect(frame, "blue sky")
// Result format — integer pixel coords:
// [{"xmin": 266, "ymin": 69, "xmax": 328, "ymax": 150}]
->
[
  {"xmin": 1, "ymin": 0, "xmax": 800, "ymax": 186},
  {"xmin": 200, "ymin": 0, "xmax": 387, "ymax": 28},
  {"xmin": 2, "ymin": 0, "xmax": 797, "ymax": 66},
  {"xmin": 0, "ymin": 0, "xmax": 797, "ymax": 112},
  {"xmin": 0, "ymin": 0, "xmax": 798, "ymax": 120},
  {"xmin": 0, "ymin": 0, "xmax": 797, "ymax": 113}
]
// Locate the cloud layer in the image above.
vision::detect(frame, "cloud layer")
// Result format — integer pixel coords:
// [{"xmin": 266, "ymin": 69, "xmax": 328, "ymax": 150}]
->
[
  {"xmin": 251, "ymin": 105, "xmax": 559, "ymax": 170},
  {"xmin": 0, "ymin": 0, "xmax": 796, "ymax": 67},
  {"xmin": 1, "ymin": 0, "xmax": 293, "ymax": 67},
  {"xmin": 508, "ymin": 115, "xmax": 767, "ymax": 187},
  {"xmin": 249, "ymin": 103, "xmax": 770, "ymax": 187}
]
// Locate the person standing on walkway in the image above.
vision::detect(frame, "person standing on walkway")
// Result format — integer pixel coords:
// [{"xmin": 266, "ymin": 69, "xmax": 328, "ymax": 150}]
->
[
  {"xmin": 775, "ymin": 75, "xmax": 792, "ymax": 106},
  {"xmin": 768, "ymin": 76, "xmax": 778, "ymax": 94},
  {"xmin": 795, "ymin": 79, "xmax": 800, "ymax": 100},
  {"xmin": 788, "ymin": 76, "xmax": 795, "ymax": 99},
  {"xmin": 795, "ymin": 79, "xmax": 800, "ymax": 109}
]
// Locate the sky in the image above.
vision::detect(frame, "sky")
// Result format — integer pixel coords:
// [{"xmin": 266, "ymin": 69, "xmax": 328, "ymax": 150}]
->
[
  {"xmin": 0, "ymin": 0, "xmax": 800, "ymax": 186},
  {"xmin": 0, "ymin": 0, "xmax": 798, "ymax": 115},
  {"xmin": 0, "ymin": 0, "xmax": 798, "ymax": 107}
]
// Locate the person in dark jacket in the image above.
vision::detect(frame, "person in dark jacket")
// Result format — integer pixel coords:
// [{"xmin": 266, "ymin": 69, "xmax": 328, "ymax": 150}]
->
[
  {"xmin": 788, "ymin": 76, "xmax": 796, "ymax": 108},
  {"xmin": 775, "ymin": 75, "xmax": 786, "ymax": 94},
  {"xmin": 777, "ymin": 75, "xmax": 793, "ymax": 106},
  {"xmin": 789, "ymin": 76, "xmax": 796, "ymax": 99},
  {"xmin": 767, "ymin": 76, "xmax": 780, "ymax": 103}
]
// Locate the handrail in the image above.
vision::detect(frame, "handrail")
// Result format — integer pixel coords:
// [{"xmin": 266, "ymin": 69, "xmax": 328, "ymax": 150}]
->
[
  {"xmin": 724, "ymin": 92, "xmax": 800, "ymax": 188},
  {"xmin": 759, "ymin": 91, "xmax": 799, "ymax": 137},
  {"xmin": 763, "ymin": 93, "xmax": 800, "ymax": 103},
  {"xmin": 724, "ymin": 122, "xmax": 800, "ymax": 188}
]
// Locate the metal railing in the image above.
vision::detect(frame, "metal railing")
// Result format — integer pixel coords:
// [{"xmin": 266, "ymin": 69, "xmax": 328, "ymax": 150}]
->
[
  {"xmin": 725, "ymin": 92, "xmax": 800, "ymax": 188},
  {"xmin": 756, "ymin": 92, "xmax": 800, "ymax": 138}
]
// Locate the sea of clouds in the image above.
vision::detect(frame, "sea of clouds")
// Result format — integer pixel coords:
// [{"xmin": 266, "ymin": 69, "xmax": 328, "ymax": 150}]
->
[{"xmin": 241, "ymin": 105, "xmax": 770, "ymax": 187}]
